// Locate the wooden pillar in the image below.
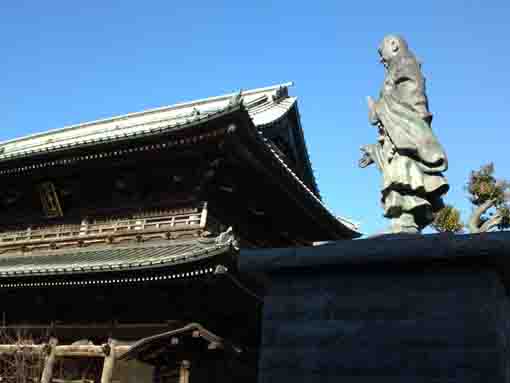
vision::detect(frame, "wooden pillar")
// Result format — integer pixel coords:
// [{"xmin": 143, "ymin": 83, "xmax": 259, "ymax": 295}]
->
[
  {"xmin": 40, "ymin": 337, "xmax": 58, "ymax": 383},
  {"xmin": 179, "ymin": 360, "xmax": 190, "ymax": 383},
  {"xmin": 101, "ymin": 338, "xmax": 116, "ymax": 383}
]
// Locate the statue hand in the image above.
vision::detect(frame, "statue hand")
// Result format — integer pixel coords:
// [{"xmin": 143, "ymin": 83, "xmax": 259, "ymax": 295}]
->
[
  {"xmin": 359, "ymin": 145, "xmax": 374, "ymax": 168},
  {"xmin": 367, "ymin": 96, "xmax": 375, "ymax": 111}
]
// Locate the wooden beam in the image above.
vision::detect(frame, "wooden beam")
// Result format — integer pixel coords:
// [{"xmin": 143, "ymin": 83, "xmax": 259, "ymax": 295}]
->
[
  {"xmin": 0, "ymin": 344, "xmax": 44, "ymax": 354},
  {"xmin": 0, "ymin": 343, "xmax": 131, "ymax": 357},
  {"xmin": 40, "ymin": 337, "xmax": 58, "ymax": 383},
  {"xmin": 100, "ymin": 339, "xmax": 116, "ymax": 383},
  {"xmin": 57, "ymin": 344, "xmax": 130, "ymax": 358}
]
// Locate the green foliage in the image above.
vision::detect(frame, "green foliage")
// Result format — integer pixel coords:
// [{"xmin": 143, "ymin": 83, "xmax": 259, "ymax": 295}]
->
[
  {"xmin": 432, "ymin": 205, "xmax": 464, "ymax": 233},
  {"xmin": 467, "ymin": 163, "xmax": 509, "ymax": 206},
  {"xmin": 466, "ymin": 163, "xmax": 510, "ymax": 232},
  {"xmin": 497, "ymin": 206, "xmax": 510, "ymax": 230},
  {"xmin": 434, "ymin": 163, "xmax": 509, "ymax": 234}
]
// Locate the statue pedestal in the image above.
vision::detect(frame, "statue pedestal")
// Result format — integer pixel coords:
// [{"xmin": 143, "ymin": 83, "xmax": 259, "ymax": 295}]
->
[{"xmin": 241, "ymin": 232, "xmax": 510, "ymax": 383}]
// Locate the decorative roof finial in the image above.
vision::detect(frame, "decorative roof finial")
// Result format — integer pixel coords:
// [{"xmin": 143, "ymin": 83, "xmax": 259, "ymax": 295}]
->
[
  {"xmin": 272, "ymin": 86, "xmax": 288, "ymax": 102},
  {"xmin": 228, "ymin": 90, "xmax": 243, "ymax": 108}
]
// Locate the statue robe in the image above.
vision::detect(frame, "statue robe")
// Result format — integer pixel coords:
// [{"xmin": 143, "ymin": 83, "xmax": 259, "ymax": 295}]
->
[{"xmin": 371, "ymin": 54, "xmax": 449, "ymax": 228}]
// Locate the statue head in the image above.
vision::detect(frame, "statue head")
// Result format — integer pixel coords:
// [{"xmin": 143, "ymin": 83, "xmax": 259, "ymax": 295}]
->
[{"xmin": 378, "ymin": 35, "xmax": 409, "ymax": 68}]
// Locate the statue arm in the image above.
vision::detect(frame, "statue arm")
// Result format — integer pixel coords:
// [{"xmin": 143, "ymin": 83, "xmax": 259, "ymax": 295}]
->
[
  {"xmin": 392, "ymin": 60, "xmax": 431, "ymax": 119},
  {"xmin": 392, "ymin": 63, "xmax": 415, "ymax": 98},
  {"xmin": 367, "ymin": 96, "xmax": 379, "ymax": 125},
  {"xmin": 395, "ymin": 76, "xmax": 431, "ymax": 120},
  {"xmin": 394, "ymin": 74, "xmax": 415, "ymax": 98}
]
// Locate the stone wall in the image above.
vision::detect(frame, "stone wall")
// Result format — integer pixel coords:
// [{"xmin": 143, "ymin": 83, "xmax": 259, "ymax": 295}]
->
[
  {"xmin": 240, "ymin": 233, "xmax": 510, "ymax": 383},
  {"xmin": 258, "ymin": 268, "xmax": 509, "ymax": 382}
]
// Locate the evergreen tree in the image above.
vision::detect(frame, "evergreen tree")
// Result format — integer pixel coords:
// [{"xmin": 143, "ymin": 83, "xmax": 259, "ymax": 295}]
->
[
  {"xmin": 432, "ymin": 204, "xmax": 464, "ymax": 233},
  {"xmin": 433, "ymin": 163, "xmax": 509, "ymax": 233},
  {"xmin": 466, "ymin": 163, "xmax": 510, "ymax": 233}
]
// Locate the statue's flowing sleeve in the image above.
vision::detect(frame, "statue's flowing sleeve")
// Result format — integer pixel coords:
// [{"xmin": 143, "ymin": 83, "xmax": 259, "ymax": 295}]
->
[{"xmin": 374, "ymin": 58, "xmax": 448, "ymax": 172}]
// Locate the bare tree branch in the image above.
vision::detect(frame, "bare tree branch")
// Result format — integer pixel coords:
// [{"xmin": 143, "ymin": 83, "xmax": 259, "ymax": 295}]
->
[
  {"xmin": 468, "ymin": 199, "xmax": 496, "ymax": 233},
  {"xmin": 479, "ymin": 213, "xmax": 503, "ymax": 233}
]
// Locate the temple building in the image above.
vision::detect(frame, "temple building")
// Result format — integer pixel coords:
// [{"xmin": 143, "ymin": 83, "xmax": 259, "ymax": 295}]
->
[{"xmin": 0, "ymin": 83, "xmax": 359, "ymax": 382}]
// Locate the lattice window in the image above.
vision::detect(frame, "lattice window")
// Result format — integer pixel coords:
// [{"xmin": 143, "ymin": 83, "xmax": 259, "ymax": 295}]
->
[{"xmin": 38, "ymin": 182, "xmax": 64, "ymax": 218}]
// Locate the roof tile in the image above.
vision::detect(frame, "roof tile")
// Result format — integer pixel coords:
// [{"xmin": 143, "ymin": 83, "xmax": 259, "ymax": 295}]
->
[{"xmin": 0, "ymin": 237, "xmax": 231, "ymax": 278}]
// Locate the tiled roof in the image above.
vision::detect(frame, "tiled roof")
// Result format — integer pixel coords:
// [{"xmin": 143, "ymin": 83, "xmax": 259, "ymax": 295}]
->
[
  {"xmin": 0, "ymin": 235, "xmax": 233, "ymax": 278},
  {"xmin": 0, "ymin": 82, "xmax": 362, "ymax": 235},
  {"xmin": 0, "ymin": 83, "xmax": 295, "ymax": 161}
]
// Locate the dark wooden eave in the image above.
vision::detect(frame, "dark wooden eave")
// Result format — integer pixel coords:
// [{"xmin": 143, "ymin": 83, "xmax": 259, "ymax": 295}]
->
[
  {"xmin": 0, "ymin": 106, "xmax": 236, "ymax": 176},
  {"xmin": 223, "ymin": 107, "xmax": 360, "ymax": 239}
]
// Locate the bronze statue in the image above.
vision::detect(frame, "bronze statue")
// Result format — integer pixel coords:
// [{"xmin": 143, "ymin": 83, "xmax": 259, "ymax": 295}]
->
[{"xmin": 359, "ymin": 35, "xmax": 449, "ymax": 233}]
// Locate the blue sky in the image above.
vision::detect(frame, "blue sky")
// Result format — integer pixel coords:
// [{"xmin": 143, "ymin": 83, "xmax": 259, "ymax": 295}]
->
[{"xmin": 1, "ymin": 1, "xmax": 509, "ymax": 235}]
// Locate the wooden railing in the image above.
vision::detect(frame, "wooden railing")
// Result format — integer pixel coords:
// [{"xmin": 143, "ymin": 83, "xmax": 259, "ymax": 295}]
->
[{"xmin": 0, "ymin": 203, "xmax": 208, "ymax": 250}]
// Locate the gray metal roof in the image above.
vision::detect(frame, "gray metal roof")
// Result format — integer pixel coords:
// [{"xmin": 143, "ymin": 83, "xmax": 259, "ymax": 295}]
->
[
  {"xmin": 0, "ymin": 235, "xmax": 233, "ymax": 278},
  {"xmin": 0, "ymin": 83, "xmax": 295, "ymax": 161}
]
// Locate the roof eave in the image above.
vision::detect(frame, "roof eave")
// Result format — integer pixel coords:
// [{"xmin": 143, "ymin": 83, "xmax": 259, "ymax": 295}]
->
[
  {"xmin": 0, "ymin": 82, "xmax": 294, "ymax": 148},
  {"xmin": 0, "ymin": 104, "xmax": 243, "ymax": 167},
  {"xmin": 230, "ymin": 109, "xmax": 362, "ymax": 239}
]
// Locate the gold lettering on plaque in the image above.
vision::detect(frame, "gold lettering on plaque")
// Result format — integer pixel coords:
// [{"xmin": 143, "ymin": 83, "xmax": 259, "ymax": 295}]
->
[{"xmin": 38, "ymin": 182, "xmax": 63, "ymax": 218}]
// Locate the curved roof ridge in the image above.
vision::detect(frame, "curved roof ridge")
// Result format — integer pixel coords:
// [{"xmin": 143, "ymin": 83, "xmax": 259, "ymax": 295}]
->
[
  {"xmin": 0, "ymin": 82, "xmax": 294, "ymax": 148},
  {"xmin": 0, "ymin": 234, "xmax": 233, "ymax": 280},
  {"xmin": 259, "ymin": 131, "xmax": 360, "ymax": 233}
]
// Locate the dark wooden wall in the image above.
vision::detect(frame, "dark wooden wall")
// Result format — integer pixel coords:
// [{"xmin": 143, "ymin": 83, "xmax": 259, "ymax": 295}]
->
[
  {"xmin": 0, "ymin": 151, "xmax": 210, "ymax": 229},
  {"xmin": 0, "ymin": 267, "xmax": 262, "ymax": 349}
]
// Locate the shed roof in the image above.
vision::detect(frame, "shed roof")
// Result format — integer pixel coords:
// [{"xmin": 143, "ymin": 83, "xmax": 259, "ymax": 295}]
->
[{"xmin": 120, "ymin": 322, "xmax": 241, "ymax": 365}]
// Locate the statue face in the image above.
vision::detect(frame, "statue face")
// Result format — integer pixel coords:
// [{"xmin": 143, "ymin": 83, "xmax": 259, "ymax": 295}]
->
[{"xmin": 378, "ymin": 35, "xmax": 406, "ymax": 68}]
